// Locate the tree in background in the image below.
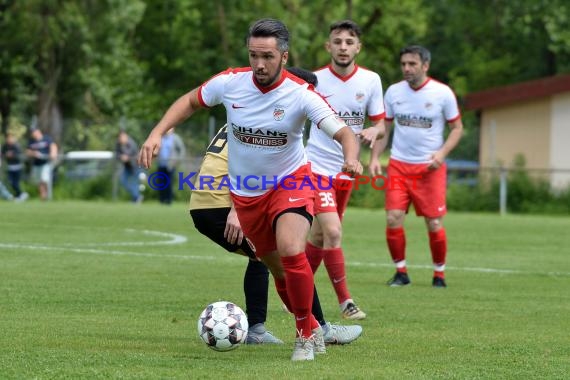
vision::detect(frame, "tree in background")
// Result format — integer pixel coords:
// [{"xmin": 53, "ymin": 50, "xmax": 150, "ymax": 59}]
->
[
  {"xmin": 1, "ymin": 0, "xmax": 147, "ymax": 147},
  {"xmin": 1, "ymin": 0, "xmax": 568, "ymax": 155}
]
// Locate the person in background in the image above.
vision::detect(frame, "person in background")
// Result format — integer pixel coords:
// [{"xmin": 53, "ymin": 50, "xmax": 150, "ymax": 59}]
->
[
  {"xmin": 115, "ymin": 130, "xmax": 143, "ymax": 203},
  {"xmin": 26, "ymin": 128, "xmax": 58, "ymax": 201},
  {"xmin": 0, "ymin": 145, "xmax": 15, "ymax": 201},
  {"xmin": 367, "ymin": 45, "xmax": 463, "ymax": 288},
  {"xmin": 157, "ymin": 128, "xmax": 186, "ymax": 204},
  {"xmin": 1, "ymin": 132, "xmax": 28, "ymax": 201}
]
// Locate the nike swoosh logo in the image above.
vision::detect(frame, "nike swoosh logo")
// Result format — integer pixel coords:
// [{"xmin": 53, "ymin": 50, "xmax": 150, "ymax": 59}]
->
[
  {"xmin": 288, "ymin": 197, "xmax": 304, "ymax": 202},
  {"xmin": 232, "ymin": 104, "xmax": 245, "ymax": 109},
  {"xmin": 333, "ymin": 276, "xmax": 346, "ymax": 284},
  {"xmin": 322, "ymin": 94, "xmax": 334, "ymax": 99},
  {"xmin": 295, "ymin": 316, "xmax": 307, "ymax": 321}
]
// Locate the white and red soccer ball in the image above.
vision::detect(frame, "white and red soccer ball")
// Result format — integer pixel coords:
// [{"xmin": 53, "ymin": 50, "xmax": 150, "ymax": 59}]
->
[{"xmin": 197, "ymin": 301, "xmax": 248, "ymax": 351}]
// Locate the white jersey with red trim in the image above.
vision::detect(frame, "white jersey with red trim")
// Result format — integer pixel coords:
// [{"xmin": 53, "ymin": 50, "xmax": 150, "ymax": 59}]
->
[
  {"xmin": 305, "ymin": 64, "xmax": 385, "ymax": 176},
  {"xmin": 198, "ymin": 67, "xmax": 336, "ymax": 197},
  {"xmin": 385, "ymin": 78, "xmax": 461, "ymax": 164}
]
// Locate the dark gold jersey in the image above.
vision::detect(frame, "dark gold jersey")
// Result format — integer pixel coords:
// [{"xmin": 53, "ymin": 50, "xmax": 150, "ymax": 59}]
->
[{"xmin": 188, "ymin": 125, "xmax": 231, "ymax": 210}]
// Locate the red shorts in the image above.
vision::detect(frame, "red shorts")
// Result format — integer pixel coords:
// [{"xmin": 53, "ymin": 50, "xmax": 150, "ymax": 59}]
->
[
  {"xmin": 385, "ymin": 158, "xmax": 447, "ymax": 217},
  {"xmin": 231, "ymin": 164, "xmax": 315, "ymax": 257},
  {"xmin": 312, "ymin": 173, "xmax": 352, "ymax": 220}
]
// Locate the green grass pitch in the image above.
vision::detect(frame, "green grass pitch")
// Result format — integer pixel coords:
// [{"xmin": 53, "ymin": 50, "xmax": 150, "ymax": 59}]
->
[{"xmin": 1, "ymin": 201, "xmax": 569, "ymax": 379}]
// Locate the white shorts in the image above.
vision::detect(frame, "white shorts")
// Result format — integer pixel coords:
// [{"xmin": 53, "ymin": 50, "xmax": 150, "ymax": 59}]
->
[{"xmin": 31, "ymin": 163, "xmax": 53, "ymax": 184}]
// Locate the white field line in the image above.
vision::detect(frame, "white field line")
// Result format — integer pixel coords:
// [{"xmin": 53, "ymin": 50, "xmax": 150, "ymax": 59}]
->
[
  {"xmin": 60, "ymin": 229, "xmax": 188, "ymax": 246},
  {"xmin": 1, "ymin": 229, "xmax": 569, "ymax": 277},
  {"xmin": 0, "ymin": 242, "xmax": 211, "ymax": 261}
]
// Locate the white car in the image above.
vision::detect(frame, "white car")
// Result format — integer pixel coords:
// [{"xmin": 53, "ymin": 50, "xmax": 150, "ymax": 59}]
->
[{"xmin": 63, "ymin": 151, "xmax": 114, "ymax": 180}]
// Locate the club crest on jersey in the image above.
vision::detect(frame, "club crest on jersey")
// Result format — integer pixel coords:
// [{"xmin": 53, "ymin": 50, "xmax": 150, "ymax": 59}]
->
[
  {"xmin": 273, "ymin": 105, "xmax": 285, "ymax": 121},
  {"xmin": 355, "ymin": 92, "xmax": 365, "ymax": 103}
]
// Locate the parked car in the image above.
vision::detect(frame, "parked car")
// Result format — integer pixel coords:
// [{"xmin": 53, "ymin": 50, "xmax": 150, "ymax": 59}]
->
[
  {"xmin": 63, "ymin": 151, "xmax": 114, "ymax": 180},
  {"xmin": 446, "ymin": 159, "xmax": 479, "ymax": 186}
]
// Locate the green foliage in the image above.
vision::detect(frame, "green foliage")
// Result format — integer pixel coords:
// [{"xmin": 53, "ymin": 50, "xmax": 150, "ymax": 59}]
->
[
  {"xmin": 3, "ymin": 0, "xmax": 570, "ymax": 173},
  {"xmin": 1, "ymin": 0, "xmax": 148, "ymax": 140},
  {"xmin": 447, "ymin": 181, "xmax": 501, "ymax": 212},
  {"xmin": 506, "ymin": 154, "xmax": 570, "ymax": 214},
  {"xmin": 53, "ymin": 172, "xmax": 114, "ymax": 201},
  {"xmin": 424, "ymin": 0, "xmax": 570, "ymax": 95},
  {"xmin": 447, "ymin": 166, "xmax": 570, "ymax": 215},
  {"xmin": 348, "ymin": 177, "xmax": 386, "ymax": 209}
]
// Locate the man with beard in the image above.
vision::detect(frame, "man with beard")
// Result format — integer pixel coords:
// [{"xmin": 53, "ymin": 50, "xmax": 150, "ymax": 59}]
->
[
  {"xmin": 138, "ymin": 19, "xmax": 362, "ymax": 361},
  {"xmin": 369, "ymin": 45, "xmax": 463, "ymax": 288},
  {"xmin": 305, "ymin": 20, "xmax": 386, "ymax": 320}
]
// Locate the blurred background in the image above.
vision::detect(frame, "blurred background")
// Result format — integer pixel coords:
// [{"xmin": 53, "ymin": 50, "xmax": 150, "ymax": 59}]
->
[{"xmin": 1, "ymin": 0, "xmax": 569, "ymax": 211}]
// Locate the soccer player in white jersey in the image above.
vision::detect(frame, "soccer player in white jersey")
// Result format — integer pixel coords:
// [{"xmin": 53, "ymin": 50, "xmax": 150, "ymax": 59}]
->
[
  {"xmin": 369, "ymin": 45, "xmax": 463, "ymax": 288},
  {"xmin": 138, "ymin": 19, "xmax": 362, "ymax": 361},
  {"xmin": 305, "ymin": 20, "xmax": 386, "ymax": 320}
]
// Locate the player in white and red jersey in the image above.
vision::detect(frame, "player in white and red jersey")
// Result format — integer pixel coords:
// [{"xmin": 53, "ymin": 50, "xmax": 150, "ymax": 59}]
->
[
  {"xmin": 369, "ymin": 45, "xmax": 463, "ymax": 288},
  {"xmin": 304, "ymin": 20, "xmax": 385, "ymax": 320},
  {"xmin": 138, "ymin": 19, "xmax": 362, "ymax": 361}
]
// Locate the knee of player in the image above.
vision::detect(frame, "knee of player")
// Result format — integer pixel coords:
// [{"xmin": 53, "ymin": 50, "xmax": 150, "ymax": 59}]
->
[
  {"xmin": 426, "ymin": 217, "xmax": 443, "ymax": 231},
  {"xmin": 278, "ymin": 245, "xmax": 305, "ymax": 257},
  {"xmin": 386, "ymin": 211, "xmax": 404, "ymax": 228},
  {"xmin": 323, "ymin": 224, "xmax": 342, "ymax": 246},
  {"xmin": 309, "ymin": 230, "xmax": 325, "ymax": 247}
]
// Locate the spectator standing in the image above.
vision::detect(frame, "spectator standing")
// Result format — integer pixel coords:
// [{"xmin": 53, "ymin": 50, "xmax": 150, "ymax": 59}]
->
[
  {"xmin": 115, "ymin": 130, "xmax": 142, "ymax": 203},
  {"xmin": 157, "ymin": 128, "xmax": 186, "ymax": 204},
  {"xmin": 1, "ymin": 132, "xmax": 28, "ymax": 201},
  {"xmin": 26, "ymin": 128, "xmax": 57, "ymax": 201}
]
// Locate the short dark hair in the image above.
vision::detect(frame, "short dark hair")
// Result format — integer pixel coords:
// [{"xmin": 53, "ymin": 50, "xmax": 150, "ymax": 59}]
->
[
  {"xmin": 286, "ymin": 67, "xmax": 318, "ymax": 87},
  {"xmin": 400, "ymin": 45, "xmax": 431, "ymax": 63},
  {"xmin": 329, "ymin": 19, "xmax": 362, "ymax": 38},
  {"xmin": 247, "ymin": 18, "xmax": 289, "ymax": 52}
]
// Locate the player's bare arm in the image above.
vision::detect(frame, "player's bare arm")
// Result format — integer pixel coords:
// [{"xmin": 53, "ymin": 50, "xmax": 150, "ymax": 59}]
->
[
  {"xmin": 428, "ymin": 118, "xmax": 464, "ymax": 170},
  {"xmin": 368, "ymin": 120, "xmax": 392, "ymax": 175},
  {"xmin": 138, "ymin": 88, "xmax": 202, "ymax": 169},
  {"xmin": 333, "ymin": 127, "xmax": 363, "ymax": 176},
  {"xmin": 357, "ymin": 119, "xmax": 386, "ymax": 149},
  {"xmin": 316, "ymin": 114, "xmax": 362, "ymax": 176},
  {"xmin": 49, "ymin": 142, "xmax": 58, "ymax": 162}
]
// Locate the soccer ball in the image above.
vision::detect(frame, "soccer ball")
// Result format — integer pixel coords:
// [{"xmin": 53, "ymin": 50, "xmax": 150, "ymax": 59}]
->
[{"xmin": 197, "ymin": 301, "xmax": 249, "ymax": 351}]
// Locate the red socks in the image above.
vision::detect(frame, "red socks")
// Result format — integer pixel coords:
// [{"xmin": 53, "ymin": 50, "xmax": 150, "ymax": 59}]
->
[
  {"xmin": 305, "ymin": 242, "xmax": 351, "ymax": 304},
  {"xmin": 322, "ymin": 247, "xmax": 350, "ymax": 304},
  {"xmin": 429, "ymin": 228, "xmax": 447, "ymax": 278},
  {"xmin": 386, "ymin": 226, "xmax": 447, "ymax": 278},
  {"xmin": 281, "ymin": 253, "xmax": 314, "ymax": 337},
  {"xmin": 387, "ymin": 227, "xmax": 406, "ymax": 270},
  {"xmin": 273, "ymin": 277, "xmax": 291, "ymax": 313},
  {"xmin": 305, "ymin": 241, "xmax": 325, "ymax": 272}
]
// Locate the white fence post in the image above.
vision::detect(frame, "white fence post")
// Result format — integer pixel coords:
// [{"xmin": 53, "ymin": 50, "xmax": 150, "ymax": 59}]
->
[{"xmin": 499, "ymin": 167, "xmax": 507, "ymax": 215}]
